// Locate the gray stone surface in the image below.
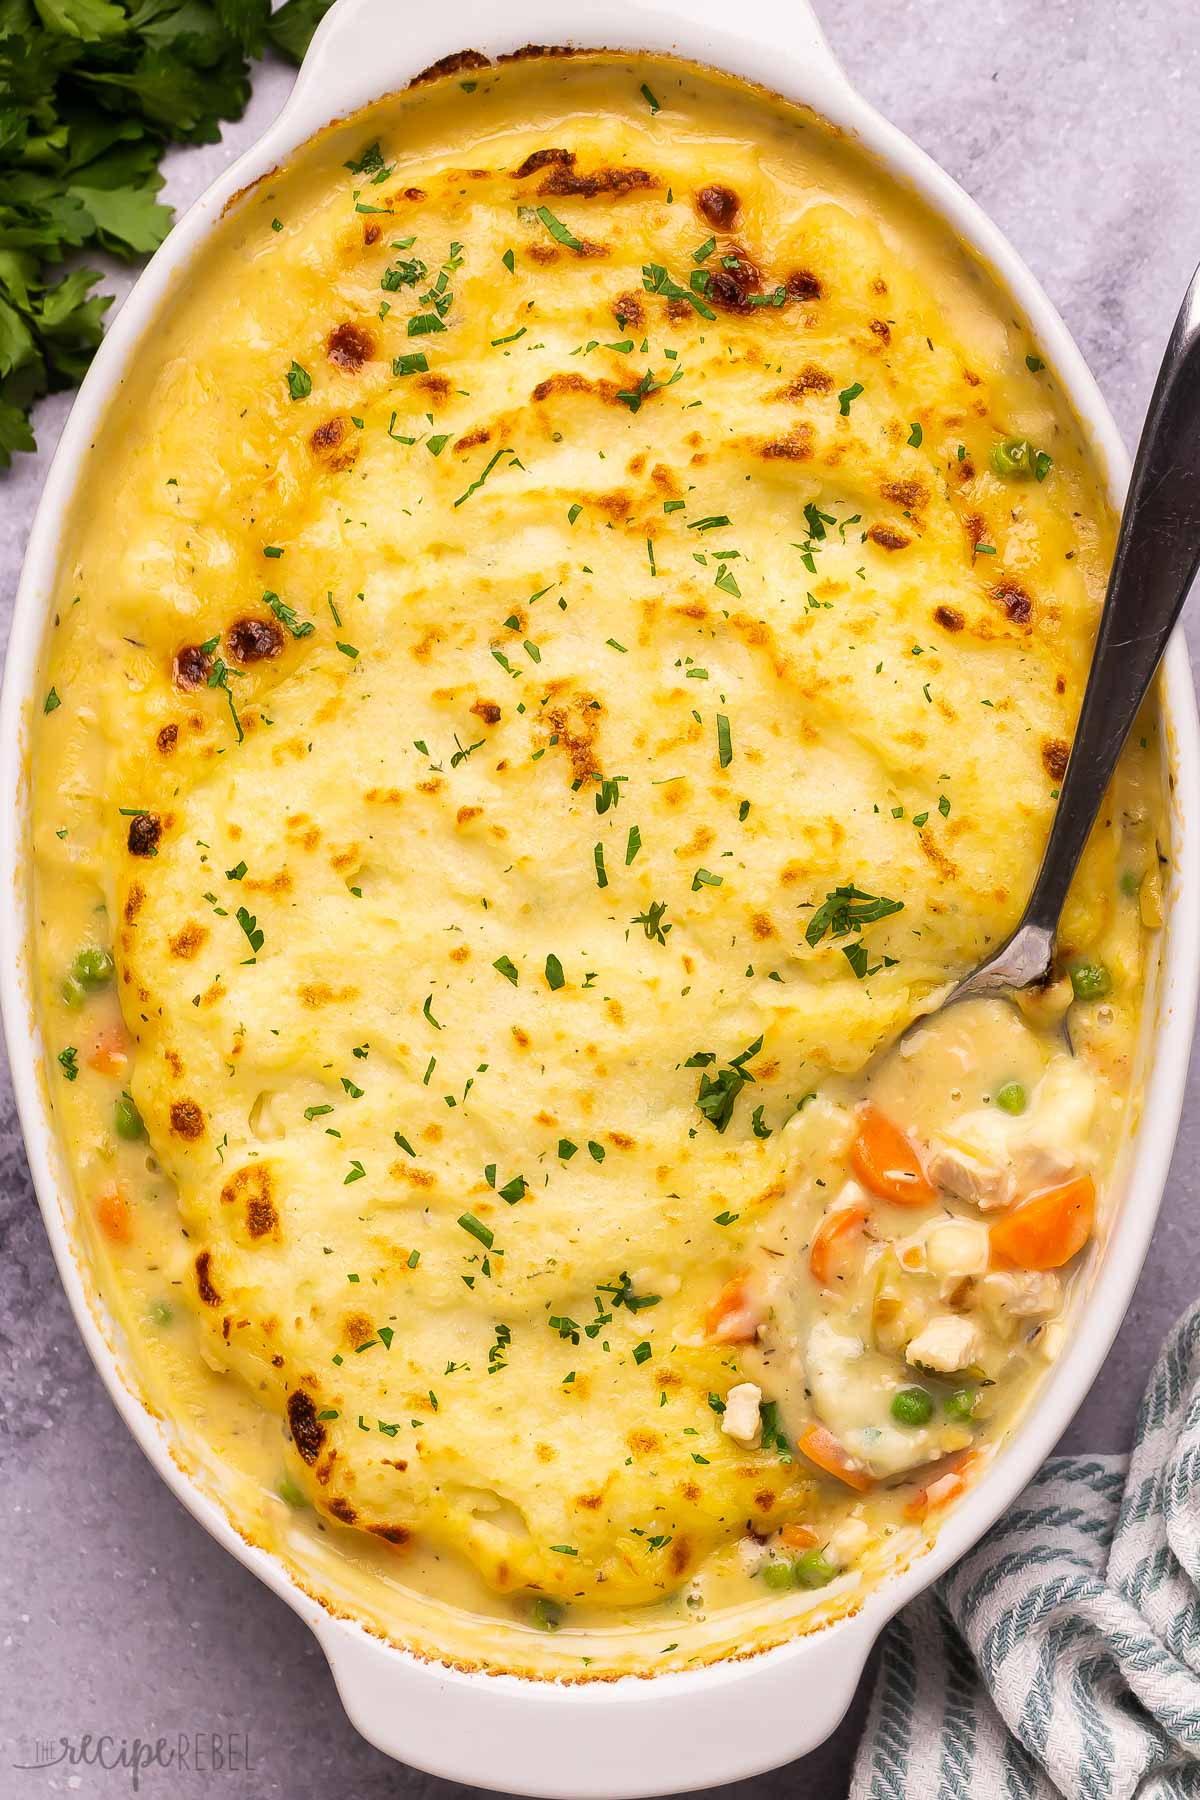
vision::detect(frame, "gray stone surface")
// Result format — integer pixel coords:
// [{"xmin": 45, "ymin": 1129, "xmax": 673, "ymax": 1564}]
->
[{"xmin": 2, "ymin": 3, "xmax": 1199, "ymax": 1794}]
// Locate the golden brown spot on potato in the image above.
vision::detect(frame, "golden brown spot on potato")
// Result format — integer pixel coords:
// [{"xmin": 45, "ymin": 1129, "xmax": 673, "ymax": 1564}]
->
[
  {"xmin": 751, "ymin": 912, "xmax": 776, "ymax": 939},
  {"xmin": 412, "ymin": 373, "xmax": 452, "ymax": 406},
  {"xmin": 531, "ymin": 370, "xmax": 621, "ymax": 406},
  {"xmin": 963, "ymin": 367, "xmax": 981, "ymax": 387},
  {"xmin": 169, "ymin": 921, "xmax": 207, "ymax": 959},
  {"xmin": 227, "ymin": 616, "xmax": 284, "ymax": 662},
  {"xmin": 511, "ymin": 1025, "xmax": 531, "ymax": 1049},
  {"xmin": 542, "ymin": 692, "xmax": 603, "ymax": 782},
  {"xmin": 575, "ymin": 1491, "xmax": 604, "ymax": 1510},
  {"xmin": 696, "ymin": 184, "xmax": 739, "ymax": 228},
  {"xmin": 244, "ymin": 869, "xmax": 292, "ymax": 895},
  {"xmin": 595, "ymin": 489, "xmax": 632, "ymax": 521},
  {"xmin": 173, "ymin": 643, "xmax": 211, "ymax": 690},
  {"xmin": 449, "ymin": 944, "xmax": 471, "ymax": 964},
  {"xmin": 471, "ymin": 699, "xmax": 502, "ymax": 725},
  {"xmin": 456, "ymin": 805, "xmax": 483, "ymax": 825},
  {"xmin": 310, "ymin": 415, "xmax": 359, "ymax": 470},
  {"xmin": 612, "ymin": 290, "xmax": 644, "ymax": 328},
  {"xmin": 456, "ymin": 425, "xmax": 491, "ymax": 451},
  {"xmin": 326, "ymin": 321, "xmax": 374, "ymax": 371},
  {"xmin": 754, "ymin": 1490, "xmax": 778, "ymax": 1513},
  {"xmin": 777, "ymin": 364, "xmax": 833, "ymax": 398},
  {"xmin": 422, "ymin": 1122, "xmax": 444, "ymax": 1143},
  {"xmin": 627, "ymin": 1430, "xmax": 660, "ymax": 1456},
  {"xmin": 882, "ymin": 478, "xmax": 927, "ymax": 510},
  {"xmin": 287, "ymin": 1389, "xmax": 326, "ymax": 1463},
  {"xmin": 868, "ymin": 524, "xmax": 911, "ymax": 551},
  {"xmin": 759, "ymin": 426, "xmax": 814, "ymax": 461},
  {"xmin": 1042, "ymin": 738, "xmax": 1070, "ymax": 781},
  {"xmin": 221, "ymin": 1164, "xmax": 278, "ymax": 1238},
  {"xmin": 328, "ymin": 1498, "xmax": 357, "ymax": 1524},
  {"xmin": 934, "ymin": 605, "xmax": 965, "ymax": 632},
  {"xmin": 1055, "ymin": 674, "xmax": 1067, "ymax": 695},
  {"xmin": 708, "ymin": 246, "xmax": 761, "ymax": 311},
  {"xmin": 391, "ymin": 1162, "xmax": 435, "ymax": 1187},
  {"xmin": 344, "ymin": 1313, "xmax": 374, "ymax": 1348},
  {"xmin": 535, "ymin": 1442, "xmax": 556, "ymax": 1463},
  {"xmin": 540, "ymin": 164, "xmax": 656, "ymax": 199},
  {"xmin": 127, "ymin": 813, "xmax": 161, "ymax": 857},
  {"xmin": 964, "ymin": 512, "xmax": 988, "ymax": 549},
  {"xmin": 329, "ymin": 843, "xmax": 360, "ymax": 872},
  {"xmin": 787, "ymin": 269, "xmax": 822, "ymax": 301},
  {"xmin": 170, "ymin": 1098, "xmax": 204, "ymax": 1140},
  {"xmin": 669, "ymin": 1537, "xmax": 691, "ymax": 1576},
  {"xmin": 156, "ymin": 722, "xmax": 179, "ymax": 754},
  {"xmin": 363, "ymin": 221, "xmax": 381, "ymax": 245},
  {"xmin": 869, "ymin": 318, "xmax": 891, "ymax": 345},
  {"xmin": 298, "ymin": 982, "xmax": 357, "ymax": 1008},
  {"xmin": 681, "ymin": 1480, "xmax": 701, "ymax": 1503},
  {"xmin": 607, "ymin": 1130, "xmax": 634, "ymax": 1149},
  {"xmin": 514, "ymin": 146, "xmax": 574, "ymax": 179},
  {"xmin": 368, "ymin": 1524, "xmax": 411, "ymax": 1545},
  {"xmin": 992, "ymin": 579, "xmax": 1033, "ymax": 624},
  {"xmin": 919, "ymin": 831, "xmax": 959, "ymax": 881},
  {"xmin": 412, "ymin": 47, "xmax": 490, "ymax": 82},
  {"xmin": 195, "ymin": 1250, "xmax": 220, "ymax": 1307}
]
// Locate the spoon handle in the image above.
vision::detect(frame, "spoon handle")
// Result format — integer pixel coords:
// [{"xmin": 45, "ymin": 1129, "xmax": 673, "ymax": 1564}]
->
[{"xmin": 1021, "ymin": 263, "xmax": 1200, "ymax": 938}]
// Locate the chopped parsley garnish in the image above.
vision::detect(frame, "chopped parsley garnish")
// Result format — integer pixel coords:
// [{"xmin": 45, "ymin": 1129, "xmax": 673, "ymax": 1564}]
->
[
  {"xmin": 43, "ymin": 687, "xmax": 61, "ymax": 714},
  {"xmin": 459, "ymin": 1213, "xmax": 494, "ymax": 1249},
  {"xmin": 536, "ymin": 205, "xmax": 585, "ymax": 252},
  {"xmin": 642, "ymin": 261, "xmax": 715, "ymax": 321},
  {"xmin": 907, "ymin": 422, "xmax": 923, "ymax": 447},
  {"xmin": 263, "ymin": 591, "xmax": 314, "ymax": 638},
  {"xmin": 632, "ymin": 900, "xmax": 671, "ymax": 944},
  {"xmin": 493, "ymin": 955, "xmax": 519, "ymax": 985},
  {"xmin": 593, "ymin": 843, "xmax": 608, "ymax": 888},
  {"xmin": 235, "ymin": 905, "xmax": 263, "ymax": 959},
  {"xmin": 57, "ymin": 1045, "xmax": 78, "ymax": 1081},
  {"xmin": 837, "ymin": 381, "xmax": 864, "ymax": 415},
  {"xmin": 716, "ymin": 714, "xmax": 733, "ymax": 767},
  {"xmin": 393, "ymin": 352, "xmax": 429, "ymax": 376},
  {"xmin": 688, "ymin": 1035, "xmax": 763, "ymax": 1134},
  {"xmin": 640, "ymin": 82, "xmax": 661, "ymax": 114},
  {"xmin": 805, "ymin": 883, "xmax": 904, "ymax": 946},
  {"xmin": 286, "ymin": 361, "xmax": 312, "ymax": 400},
  {"xmin": 545, "ymin": 954, "xmax": 566, "ymax": 990}
]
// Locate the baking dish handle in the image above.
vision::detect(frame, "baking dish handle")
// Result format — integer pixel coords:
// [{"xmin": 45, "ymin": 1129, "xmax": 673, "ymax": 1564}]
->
[
  {"xmin": 314, "ymin": 1609, "xmax": 876, "ymax": 1798},
  {"xmin": 285, "ymin": 0, "xmax": 853, "ymax": 122}
]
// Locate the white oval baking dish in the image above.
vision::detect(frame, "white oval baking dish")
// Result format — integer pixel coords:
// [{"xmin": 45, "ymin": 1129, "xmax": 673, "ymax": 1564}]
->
[{"xmin": 4, "ymin": 0, "xmax": 1198, "ymax": 1792}]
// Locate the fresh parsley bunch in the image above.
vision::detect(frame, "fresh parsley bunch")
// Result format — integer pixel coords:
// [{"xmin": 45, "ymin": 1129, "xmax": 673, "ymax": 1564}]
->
[{"xmin": 0, "ymin": 0, "xmax": 333, "ymax": 469}]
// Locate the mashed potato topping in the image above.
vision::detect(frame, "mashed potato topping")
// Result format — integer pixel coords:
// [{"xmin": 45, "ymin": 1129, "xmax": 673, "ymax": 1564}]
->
[{"xmin": 28, "ymin": 50, "xmax": 1163, "ymax": 1668}]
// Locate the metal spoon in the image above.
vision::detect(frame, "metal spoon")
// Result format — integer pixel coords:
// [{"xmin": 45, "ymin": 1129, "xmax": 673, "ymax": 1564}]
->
[{"xmin": 938, "ymin": 263, "xmax": 1200, "ymax": 1011}]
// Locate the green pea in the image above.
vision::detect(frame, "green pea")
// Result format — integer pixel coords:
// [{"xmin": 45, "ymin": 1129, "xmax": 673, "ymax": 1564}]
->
[
  {"xmin": 277, "ymin": 1474, "xmax": 307, "ymax": 1508},
  {"xmin": 891, "ymin": 1387, "xmax": 934, "ymax": 1426},
  {"xmin": 991, "ymin": 438, "xmax": 1036, "ymax": 479},
  {"xmin": 531, "ymin": 1597, "xmax": 565, "ymax": 1631},
  {"xmin": 793, "ymin": 1549, "xmax": 838, "ymax": 1590},
  {"xmin": 60, "ymin": 974, "xmax": 88, "ymax": 1010},
  {"xmin": 1070, "ymin": 961, "xmax": 1112, "ymax": 1002},
  {"xmin": 70, "ymin": 945, "xmax": 114, "ymax": 990},
  {"xmin": 760, "ymin": 1559, "xmax": 795, "ymax": 1590},
  {"xmin": 995, "ymin": 1081, "xmax": 1027, "ymax": 1115},
  {"xmin": 114, "ymin": 1093, "xmax": 145, "ymax": 1140},
  {"xmin": 150, "ymin": 1300, "xmax": 173, "ymax": 1327},
  {"xmin": 1119, "ymin": 869, "xmax": 1140, "ymax": 898},
  {"xmin": 945, "ymin": 1386, "xmax": 977, "ymax": 1422}
]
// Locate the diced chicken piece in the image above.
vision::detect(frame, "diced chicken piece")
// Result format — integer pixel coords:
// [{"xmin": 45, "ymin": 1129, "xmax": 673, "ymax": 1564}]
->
[
  {"xmin": 977, "ymin": 1269, "xmax": 1062, "ymax": 1321},
  {"xmin": 926, "ymin": 1138, "xmax": 1015, "ymax": 1211},
  {"xmin": 721, "ymin": 1381, "xmax": 763, "ymax": 1447},
  {"xmin": 826, "ymin": 1513, "xmax": 871, "ymax": 1568},
  {"xmin": 737, "ymin": 1535, "xmax": 770, "ymax": 1575},
  {"xmin": 925, "ymin": 1220, "xmax": 990, "ymax": 1280},
  {"xmin": 906, "ymin": 1313, "xmax": 983, "ymax": 1373}
]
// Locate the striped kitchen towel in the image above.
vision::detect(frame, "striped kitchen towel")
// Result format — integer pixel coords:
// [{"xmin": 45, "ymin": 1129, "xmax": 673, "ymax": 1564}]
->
[{"xmin": 851, "ymin": 1303, "xmax": 1200, "ymax": 1799}]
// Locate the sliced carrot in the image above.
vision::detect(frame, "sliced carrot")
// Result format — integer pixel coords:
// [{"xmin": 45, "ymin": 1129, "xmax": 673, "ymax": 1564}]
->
[
  {"xmin": 88, "ymin": 1024, "xmax": 129, "ymax": 1076},
  {"xmin": 989, "ymin": 1175, "xmax": 1096, "ymax": 1270},
  {"xmin": 96, "ymin": 1180, "xmax": 132, "ymax": 1244},
  {"xmin": 809, "ymin": 1201, "xmax": 869, "ymax": 1288},
  {"xmin": 904, "ymin": 1452, "xmax": 980, "ymax": 1522},
  {"xmin": 781, "ymin": 1523, "xmax": 820, "ymax": 1550},
  {"xmin": 704, "ymin": 1272, "xmax": 761, "ymax": 1344},
  {"xmin": 850, "ymin": 1105, "xmax": 934, "ymax": 1207},
  {"xmin": 798, "ymin": 1423, "xmax": 875, "ymax": 1493}
]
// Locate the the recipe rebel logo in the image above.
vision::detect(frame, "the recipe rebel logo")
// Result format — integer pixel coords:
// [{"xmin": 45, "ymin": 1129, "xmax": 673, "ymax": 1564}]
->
[{"xmin": 9, "ymin": 1730, "xmax": 255, "ymax": 1790}]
